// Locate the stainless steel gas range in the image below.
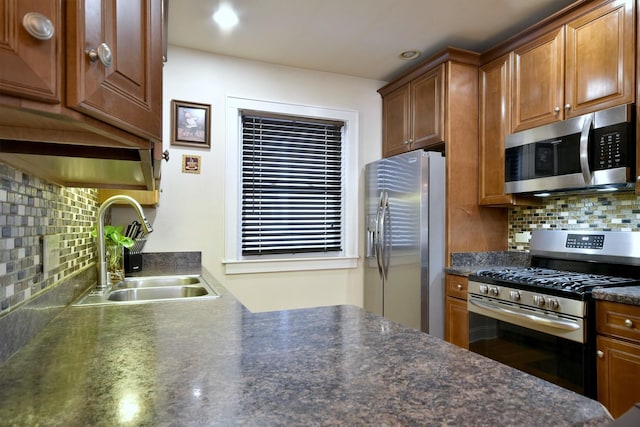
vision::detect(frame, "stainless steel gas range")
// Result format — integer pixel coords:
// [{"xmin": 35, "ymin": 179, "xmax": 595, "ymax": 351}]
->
[{"xmin": 467, "ymin": 230, "xmax": 640, "ymax": 398}]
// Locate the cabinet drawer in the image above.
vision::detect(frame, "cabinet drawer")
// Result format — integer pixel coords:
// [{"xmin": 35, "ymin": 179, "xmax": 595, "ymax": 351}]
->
[
  {"xmin": 597, "ymin": 301, "xmax": 640, "ymax": 343},
  {"xmin": 445, "ymin": 274, "xmax": 468, "ymax": 299}
]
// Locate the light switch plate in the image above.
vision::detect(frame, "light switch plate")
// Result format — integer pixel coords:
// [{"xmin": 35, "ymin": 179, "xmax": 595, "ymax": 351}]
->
[{"xmin": 43, "ymin": 234, "xmax": 62, "ymax": 275}]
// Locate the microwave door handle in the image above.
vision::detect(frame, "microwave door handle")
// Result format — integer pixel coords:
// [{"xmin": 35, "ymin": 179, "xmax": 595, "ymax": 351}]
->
[{"xmin": 579, "ymin": 113, "xmax": 594, "ymax": 185}]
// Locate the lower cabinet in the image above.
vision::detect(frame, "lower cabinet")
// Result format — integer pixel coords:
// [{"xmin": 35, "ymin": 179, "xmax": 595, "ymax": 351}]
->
[
  {"xmin": 445, "ymin": 274, "xmax": 468, "ymax": 349},
  {"xmin": 596, "ymin": 300, "xmax": 640, "ymax": 418}
]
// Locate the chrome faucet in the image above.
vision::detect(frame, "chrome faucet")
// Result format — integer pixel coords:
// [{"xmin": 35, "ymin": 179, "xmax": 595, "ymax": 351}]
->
[{"xmin": 96, "ymin": 195, "xmax": 153, "ymax": 291}]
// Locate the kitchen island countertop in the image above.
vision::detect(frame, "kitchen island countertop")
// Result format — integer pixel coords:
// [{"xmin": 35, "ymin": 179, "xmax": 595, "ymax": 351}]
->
[{"xmin": 0, "ymin": 267, "xmax": 612, "ymax": 426}]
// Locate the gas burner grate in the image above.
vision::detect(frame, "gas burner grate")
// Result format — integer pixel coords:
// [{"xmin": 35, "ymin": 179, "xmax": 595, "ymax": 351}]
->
[{"xmin": 475, "ymin": 267, "xmax": 639, "ymax": 295}]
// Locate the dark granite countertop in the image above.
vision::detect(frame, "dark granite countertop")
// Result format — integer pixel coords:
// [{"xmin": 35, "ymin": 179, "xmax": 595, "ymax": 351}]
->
[
  {"xmin": 446, "ymin": 251, "xmax": 531, "ymax": 276},
  {"xmin": 593, "ymin": 286, "xmax": 640, "ymax": 306},
  {"xmin": 0, "ymin": 267, "xmax": 612, "ymax": 426}
]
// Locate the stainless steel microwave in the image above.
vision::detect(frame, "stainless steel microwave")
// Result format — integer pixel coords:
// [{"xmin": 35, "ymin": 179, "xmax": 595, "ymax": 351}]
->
[{"xmin": 505, "ymin": 104, "xmax": 635, "ymax": 195}]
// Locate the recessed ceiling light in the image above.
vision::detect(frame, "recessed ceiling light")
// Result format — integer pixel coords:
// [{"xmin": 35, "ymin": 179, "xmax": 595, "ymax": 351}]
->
[
  {"xmin": 213, "ymin": 4, "xmax": 238, "ymax": 31},
  {"xmin": 399, "ymin": 50, "xmax": 420, "ymax": 60}
]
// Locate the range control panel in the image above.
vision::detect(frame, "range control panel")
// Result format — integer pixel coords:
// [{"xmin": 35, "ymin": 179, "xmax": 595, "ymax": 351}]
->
[{"xmin": 566, "ymin": 234, "xmax": 605, "ymax": 250}]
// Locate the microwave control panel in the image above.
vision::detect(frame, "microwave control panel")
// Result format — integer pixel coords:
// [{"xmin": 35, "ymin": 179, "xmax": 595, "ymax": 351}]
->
[{"xmin": 592, "ymin": 122, "xmax": 632, "ymax": 170}]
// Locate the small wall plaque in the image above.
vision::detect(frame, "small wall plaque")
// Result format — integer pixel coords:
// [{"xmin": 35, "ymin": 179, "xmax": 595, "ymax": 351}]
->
[{"xmin": 182, "ymin": 155, "xmax": 201, "ymax": 174}]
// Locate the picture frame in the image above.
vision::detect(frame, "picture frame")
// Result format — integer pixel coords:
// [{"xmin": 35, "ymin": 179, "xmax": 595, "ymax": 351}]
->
[
  {"xmin": 182, "ymin": 155, "xmax": 201, "ymax": 174},
  {"xmin": 171, "ymin": 100, "xmax": 211, "ymax": 148}
]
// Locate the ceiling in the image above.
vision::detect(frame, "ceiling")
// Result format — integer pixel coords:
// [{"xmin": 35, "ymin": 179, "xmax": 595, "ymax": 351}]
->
[{"xmin": 168, "ymin": 0, "xmax": 577, "ymax": 82}]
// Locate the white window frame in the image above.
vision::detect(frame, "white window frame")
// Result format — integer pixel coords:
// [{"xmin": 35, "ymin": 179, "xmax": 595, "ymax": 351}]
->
[{"xmin": 223, "ymin": 96, "xmax": 359, "ymax": 274}]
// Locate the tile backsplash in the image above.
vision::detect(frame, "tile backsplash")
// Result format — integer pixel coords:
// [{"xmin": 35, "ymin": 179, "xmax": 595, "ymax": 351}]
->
[
  {"xmin": 509, "ymin": 192, "xmax": 640, "ymax": 251},
  {"xmin": 0, "ymin": 162, "xmax": 98, "ymax": 315}
]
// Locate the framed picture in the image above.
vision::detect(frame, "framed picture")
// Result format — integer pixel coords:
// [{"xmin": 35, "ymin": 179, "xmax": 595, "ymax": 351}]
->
[
  {"xmin": 182, "ymin": 155, "xmax": 201, "ymax": 174},
  {"xmin": 171, "ymin": 100, "xmax": 211, "ymax": 148}
]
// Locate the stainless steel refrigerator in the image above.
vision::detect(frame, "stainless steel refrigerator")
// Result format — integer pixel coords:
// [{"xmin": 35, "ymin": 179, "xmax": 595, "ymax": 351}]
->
[{"xmin": 364, "ymin": 151, "xmax": 445, "ymax": 336}]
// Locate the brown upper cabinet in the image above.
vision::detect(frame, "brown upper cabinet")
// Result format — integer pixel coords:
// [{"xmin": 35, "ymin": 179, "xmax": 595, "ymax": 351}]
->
[
  {"xmin": 479, "ymin": 53, "xmax": 542, "ymax": 207},
  {"xmin": 479, "ymin": 53, "xmax": 517, "ymax": 206},
  {"xmin": 380, "ymin": 64, "xmax": 445, "ymax": 157},
  {"xmin": 0, "ymin": 0, "xmax": 62, "ymax": 103},
  {"xmin": 0, "ymin": 0, "xmax": 163, "ymax": 190},
  {"xmin": 379, "ymin": 48, "xmax": 509, "ymax": 262},
  {"xmin": 512, "ymin": 0, "xmax": 634, "ymax": 132},
  {"xmin": 66, "ymin": 0, "xmax": 163, "ymax": 142},
  {"xmin": 479, "ymin": 0, "xmax": 635, "ymax": 205}
]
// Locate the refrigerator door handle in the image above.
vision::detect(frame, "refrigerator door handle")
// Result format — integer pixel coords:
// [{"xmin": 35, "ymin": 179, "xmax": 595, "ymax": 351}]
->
[
  {"xmin": 380, "ymin": 191, "xmax": 391, "ymax": 281},
  {"xmin": 374, "ymin": 191, "xmax": 384, "ymax": 280}
]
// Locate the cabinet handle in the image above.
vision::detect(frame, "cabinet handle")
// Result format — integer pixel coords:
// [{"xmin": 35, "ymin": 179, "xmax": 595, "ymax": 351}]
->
[
  {"xmin": 597, "ymin": 350, "xmax": 604, "ymax": 358},
  {"xmin": 86, "ymin": 43, "xmax": 113, "ymax": 67},
  {"xmin": 553, "ymin": 106, "xmax": 560, "ymax": 113},
  {"xmin": 457, "ymin": 284, "xmax": 463, "ymax": 290},
  {"xmin": 22, "ymin": 12, "xmax": 54, "ymax": 40},
  {"xmin": 564, "ymin": 104, "xmax": 571, "ymax": 111},
  {"xmin": 625, "ymin": 319, "xmax": 633, "ymax": 328}
]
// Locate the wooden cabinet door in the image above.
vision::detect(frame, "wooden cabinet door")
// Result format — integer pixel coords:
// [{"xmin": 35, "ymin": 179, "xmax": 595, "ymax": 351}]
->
[
  {"xmin": 512, "ymin": 28, "xmax": 564, "ymax": 132},
  {"xmin": 445, "ymin": 296, "xmax": 469, "ymax": 349},
  {"xmin": 0, "ymin": 0, "xmax": 61, "ymax": 102},
  {"xmin": 445, "ymin": 274, "xmax": 468, "ymax": 349},
  {"xmin": 66, "ymin": 0, "xmax": 163, "ymax": 142},
  {"xmin": 479, "ymin": 53, "xmax": 515, "ymax": 206},
  {"xmin": 597, "ymin": 335, "xmax": 640, "ymax": 418},
  {"xmin": 382, "ymin": 83, "xmax": 411, "ymax": 157},
  {"xmin": 411, "ymin": 64, "xmax": 445, "ymax": 150},
  {"xmin": 565, "ymin": 0, "xmax": 634, "ymax": 118}
]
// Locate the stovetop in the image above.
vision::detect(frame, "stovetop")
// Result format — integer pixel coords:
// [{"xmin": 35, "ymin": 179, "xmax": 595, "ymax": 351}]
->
[
  {"xmin": 470, "ymin": 266, "xmax": 640, "ymax": 300},
  {"xmin": 467, "ymin": 230, "xmax": 640, "ymax": 300}
]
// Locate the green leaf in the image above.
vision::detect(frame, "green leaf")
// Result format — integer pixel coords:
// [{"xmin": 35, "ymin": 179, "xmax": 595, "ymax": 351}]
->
[{"xmin": 91, "ymin": 224, "xmax": 136, "ymax": 249}]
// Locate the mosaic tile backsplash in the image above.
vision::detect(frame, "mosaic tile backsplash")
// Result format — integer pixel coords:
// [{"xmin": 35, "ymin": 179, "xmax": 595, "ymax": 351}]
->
[
  {"xmin": 509, "ymin": 192, "xmax": 640, "ymax": 251},
  {"xmin": 0, "ymin": 162, "xmax": 98, "ymax": 315}
]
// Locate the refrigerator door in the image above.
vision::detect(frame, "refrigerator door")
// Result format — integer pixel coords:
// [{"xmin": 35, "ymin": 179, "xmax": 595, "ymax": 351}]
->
[
  {"xmin": 381, "ymin": 151, "xmax": 423, "ymax": 330},
  {"xmin": 363, "ymin": 151, "xmax": 445, "ymax": 335},
  {"xmin": 364, "ymin": 159, "xmax": 385, "ymax": 316}
]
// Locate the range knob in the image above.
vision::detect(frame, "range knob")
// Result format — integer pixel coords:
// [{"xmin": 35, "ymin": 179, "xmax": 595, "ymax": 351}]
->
[
  {"xmin": 509, "ymin": 290, "xmax": 521, "ymax": 301},
  {"xmin": 479, "ymin": 285, "xmax": 489, "ymax": 295},
  {"xmin": 489, "ymin": 286, "xmax": 500, "ymax": 297},
  {"xmin": 547, "ymin": 298, "xmax": 560, "ymax": 310},
  {"xmin": 533, "ymin": 295, "xmax": 546, "ymax": 307}
]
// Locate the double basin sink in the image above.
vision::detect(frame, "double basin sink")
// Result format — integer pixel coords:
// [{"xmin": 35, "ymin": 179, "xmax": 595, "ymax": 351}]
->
[{"xmin": 74, "ymin": 274, "xmax": 220, "ymax": 306}]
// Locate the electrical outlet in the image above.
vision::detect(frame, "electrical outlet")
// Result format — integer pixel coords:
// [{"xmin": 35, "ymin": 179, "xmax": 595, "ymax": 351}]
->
[
  {"xmin": 43, "ymin": 234, "xmax": 61, "ymax": 275},
  {"xmin": 515, "ymin": 232, "xmax": 531, "ymax": 243}
]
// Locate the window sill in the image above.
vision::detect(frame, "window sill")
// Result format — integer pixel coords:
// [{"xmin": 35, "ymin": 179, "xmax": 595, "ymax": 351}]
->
[{"xmin": 222, "ymin": 256, "xmax": 359, "ymax": 275}]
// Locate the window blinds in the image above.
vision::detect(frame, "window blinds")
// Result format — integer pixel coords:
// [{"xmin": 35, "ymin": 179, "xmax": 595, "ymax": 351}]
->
[{"xmin": 241, "ymin": 114, "xmax": 343, "ymax": 256}]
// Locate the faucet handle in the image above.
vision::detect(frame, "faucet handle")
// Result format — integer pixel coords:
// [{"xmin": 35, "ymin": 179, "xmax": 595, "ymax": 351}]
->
[{"xmin": 141, "ymin": 218, "xmax": 153, "ymax": 234}]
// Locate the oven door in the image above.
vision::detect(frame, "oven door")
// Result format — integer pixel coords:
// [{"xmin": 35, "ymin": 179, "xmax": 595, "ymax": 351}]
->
[{"xmin": 468, "ymin": 294, "xmax": 594, "ymax": 397}]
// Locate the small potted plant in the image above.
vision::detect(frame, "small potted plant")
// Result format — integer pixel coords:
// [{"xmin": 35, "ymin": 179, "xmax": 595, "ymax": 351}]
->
[{"xmin": 92, "ymin": 225, "xmax": 135, "ymax": 284}]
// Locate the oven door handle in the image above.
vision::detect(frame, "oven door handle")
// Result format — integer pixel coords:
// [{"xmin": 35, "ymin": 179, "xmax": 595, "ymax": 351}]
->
[{"xmin": 469, "ymin": 299, "xmax": 581, "ymax": 331}]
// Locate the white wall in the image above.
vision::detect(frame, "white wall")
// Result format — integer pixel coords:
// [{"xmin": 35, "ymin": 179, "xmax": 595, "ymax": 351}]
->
[{"xmin": 114, "ymin": 46, "xmax": 384, "ymax": 312}]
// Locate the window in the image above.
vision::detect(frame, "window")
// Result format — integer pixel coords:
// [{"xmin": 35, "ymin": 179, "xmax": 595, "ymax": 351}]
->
[
  {"xmin": 241, "ymin": 113, "xmax": 343, "ymax": 256},
  {"xmin": 224, "ymin": 97, "xmax": 358, "ymax": 274}
]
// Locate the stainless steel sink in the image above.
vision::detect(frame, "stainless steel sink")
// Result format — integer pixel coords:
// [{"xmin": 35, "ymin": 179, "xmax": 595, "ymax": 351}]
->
[
  {"xmin": 113, "ymin": 275, "xmax": 201, "ymax": 289},
  {"xmin": 73, "ymin": 274, "xmax": 220, "ymax": 306},
  {"xmin": 107, "ymin": 286, "xmax": 209, "ymax": 301}
]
